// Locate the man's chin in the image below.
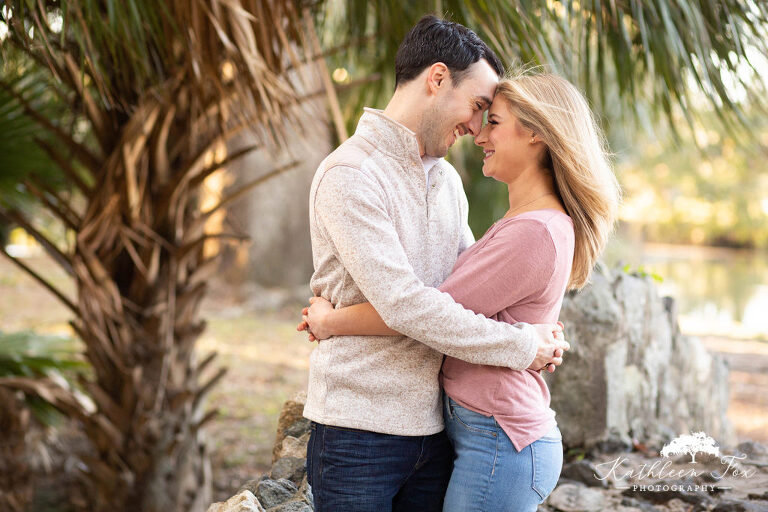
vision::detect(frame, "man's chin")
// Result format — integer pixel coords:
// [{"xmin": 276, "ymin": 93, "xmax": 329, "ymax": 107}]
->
[{"xmin": 425, "ymin": 145, "xmax": 449, "ymax": 159}]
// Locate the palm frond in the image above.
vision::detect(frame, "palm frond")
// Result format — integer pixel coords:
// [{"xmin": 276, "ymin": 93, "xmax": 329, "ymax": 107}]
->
[
  {"xmin": 0, "ymin": 330, "xmax": 86, "ymax": 426},
  {"xmin": 317, "ymin": 0, "xmax": 768, "ymax": 137},
  {"xmin": 0, "ymin": 53, "xmax": 69, "ymax": 211},
  {"xmin": 2, "ymin": 0, "xmax": 315, "ymax": 153}
]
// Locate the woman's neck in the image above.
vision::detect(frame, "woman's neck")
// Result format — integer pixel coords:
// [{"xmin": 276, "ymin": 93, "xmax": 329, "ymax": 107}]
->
[{"xmin": 504, "ymin": 170, "xmax": 564, "ymax": 218}]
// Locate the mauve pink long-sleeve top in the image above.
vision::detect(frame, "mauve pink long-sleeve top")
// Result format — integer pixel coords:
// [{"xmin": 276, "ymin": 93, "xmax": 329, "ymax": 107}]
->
[{"xmin": 438, "ymin": 208, "xmax": 575, "ymax": 451}]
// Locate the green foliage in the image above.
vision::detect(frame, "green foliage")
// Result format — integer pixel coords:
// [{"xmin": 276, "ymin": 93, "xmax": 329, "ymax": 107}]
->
[
  {"xmin": 617, "ymin": 109, "xmax": 768, "ymax": 248},
  {"xmin": 621, "ymin": 264, "xmax": 664, "ymax": 283},
  {"xmin": 0, "ymin": 331, "xmax": 86, "ymax": 425},
  {"xmin": 565, "ymin": 446, "xmax": 587, "ymax": 461},
  {"xmin": 317, "ymin": 1, "xmax": 768, "ymax": 238},
  {"xmin": 319, "ymin": 0, "xmax": 768, "ymax": 139},
  {"xmin": 0, "ymin": 52, "xmax": 69, "ymax": 211}
]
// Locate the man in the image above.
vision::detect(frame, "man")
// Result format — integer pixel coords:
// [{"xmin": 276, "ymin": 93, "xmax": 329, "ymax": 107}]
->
[{"xmin": 303, "ymin": 15, "xmax": 569, "ymax": 512}]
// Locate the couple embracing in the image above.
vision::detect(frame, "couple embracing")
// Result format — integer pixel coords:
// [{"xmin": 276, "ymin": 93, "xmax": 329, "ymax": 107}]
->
[{"xmin": 295, "ymin": 14, "xmax": 620, "ymax": 512}]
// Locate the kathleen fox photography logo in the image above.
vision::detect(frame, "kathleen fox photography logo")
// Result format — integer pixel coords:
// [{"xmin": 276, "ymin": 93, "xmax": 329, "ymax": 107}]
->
[{"xmin": 593, "ymin": 431, "xmax": 757, "ymax": 492}]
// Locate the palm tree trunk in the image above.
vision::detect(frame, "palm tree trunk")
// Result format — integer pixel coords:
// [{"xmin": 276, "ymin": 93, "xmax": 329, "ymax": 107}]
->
[
  {"xmin": 61, "ymin": 89, "xmax": 231, "ymax": 511},
  {"xmin": 0, "ymin": 388, "xmax": 33, "ymax": 512}
]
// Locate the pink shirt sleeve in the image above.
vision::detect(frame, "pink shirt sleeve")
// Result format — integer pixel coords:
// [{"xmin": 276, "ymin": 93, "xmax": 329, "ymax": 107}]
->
[{"xmin": 438, "ymin": 219, "xmax": 557, "ymax": 318}]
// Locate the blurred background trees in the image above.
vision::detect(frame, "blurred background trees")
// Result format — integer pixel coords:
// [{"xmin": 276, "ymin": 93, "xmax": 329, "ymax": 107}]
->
[{"xmin": 0, "ymin": 1, "xmax": 766, "ymax": 510}]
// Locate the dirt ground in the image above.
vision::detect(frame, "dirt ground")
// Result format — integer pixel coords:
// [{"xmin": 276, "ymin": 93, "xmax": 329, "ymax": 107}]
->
[{"xmin": 1, "ymin": 256, "xmax": 766, "ymax": 504}]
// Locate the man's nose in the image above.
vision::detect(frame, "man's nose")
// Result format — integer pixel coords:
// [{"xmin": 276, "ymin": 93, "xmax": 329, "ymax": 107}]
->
[
  {"xmin": 467, "ymin": 112, "xmax": 483, "ymax": 136},
  {"xmin": 474, "ymin": 123, "xmax": 489, "ymax": 146}
]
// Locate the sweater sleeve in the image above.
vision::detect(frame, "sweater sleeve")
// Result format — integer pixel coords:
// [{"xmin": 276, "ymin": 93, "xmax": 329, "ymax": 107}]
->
[
  {"xmin": 438, "ymin": 219, "xmax": 557, "ymax": 318},
  {"xmin": 313, "ymin": 166, "xmax": 538, "ymax": 370}
]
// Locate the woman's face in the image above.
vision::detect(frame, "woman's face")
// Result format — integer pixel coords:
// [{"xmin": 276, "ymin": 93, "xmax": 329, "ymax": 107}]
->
[{"xmin": 474, "ymin": 95, "xmax": 540, "ymax": 184}]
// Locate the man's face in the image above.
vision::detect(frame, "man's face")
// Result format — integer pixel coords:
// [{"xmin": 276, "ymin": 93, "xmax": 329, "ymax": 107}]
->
[{"xmin": 421, "ymin": 60, "xmax": 499, "ymax": 158}]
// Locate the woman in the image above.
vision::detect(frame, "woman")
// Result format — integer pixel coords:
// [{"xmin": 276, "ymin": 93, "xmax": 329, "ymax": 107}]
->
[{"xmin": 298, "ymin": 70, "xmax": 620, "ymax": 511}]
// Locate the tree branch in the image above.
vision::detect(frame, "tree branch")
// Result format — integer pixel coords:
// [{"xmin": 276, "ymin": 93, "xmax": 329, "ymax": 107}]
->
[
  {"xmin": 23, "ymin": 179, "xmax": 81, "ymax": 230},
  {"xmin": 33, "ymin": 137, "xmax": 94, "ymax": 196},
  {"xmin": 0, "ymin": 207, "xmax": 74, "ymax": 276},
  {"xmin": 0, "ymin": 247, "xmax": 78, "ymax": 316}
]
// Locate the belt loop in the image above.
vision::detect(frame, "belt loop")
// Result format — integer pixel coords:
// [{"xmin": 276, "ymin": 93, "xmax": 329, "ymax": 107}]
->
[{"xmin": 444, "ymin": 394, "xmax": 453, "ymax": 420}]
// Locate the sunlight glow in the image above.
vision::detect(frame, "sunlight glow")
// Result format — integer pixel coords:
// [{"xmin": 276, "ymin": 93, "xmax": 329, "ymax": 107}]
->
[
  {"xmin": 48, "ymin": 12, "xmax": 63, "ymax": 34},
  {"xmin": 332, "ymin": 68, "xmax": 349, "ymax": 83},
  {"xmin": 221, "ymin": 61, "xmax": 235, "ymax": 82}
]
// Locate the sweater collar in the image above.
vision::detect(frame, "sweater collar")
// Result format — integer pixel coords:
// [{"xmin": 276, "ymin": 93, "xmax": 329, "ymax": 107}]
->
[{"xmin": 356, "ymin": 108, "xmax": 424, "ymax": 168}]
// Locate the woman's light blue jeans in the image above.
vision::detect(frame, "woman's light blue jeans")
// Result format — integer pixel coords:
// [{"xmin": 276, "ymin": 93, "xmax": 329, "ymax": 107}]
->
[{"xmin": 443, "ymin": 395, "xmax": 563, "ymax": 512}]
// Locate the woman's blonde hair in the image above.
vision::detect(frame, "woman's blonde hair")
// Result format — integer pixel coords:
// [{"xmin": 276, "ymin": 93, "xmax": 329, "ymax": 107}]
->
[{"xmin": 496, "ymin": 70, "xmax": 621, "ymax": 290}]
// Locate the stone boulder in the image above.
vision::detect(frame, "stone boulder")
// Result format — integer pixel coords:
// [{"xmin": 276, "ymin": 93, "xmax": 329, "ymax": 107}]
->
[
  {"xmin": 548, "ymin": 267, "xmax": 734, "ymax": 451},
  {"xmin": 207, "ymin": 393, "xmax": 313, "ymax": 512}
]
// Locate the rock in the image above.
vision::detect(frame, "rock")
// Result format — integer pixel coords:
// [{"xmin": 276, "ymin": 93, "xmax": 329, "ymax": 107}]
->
[
  {"xmin": 255, "ymin": 478, "xmax": 298, "ymax": 509},
  {"xmin": 560, "ymin": 460, "xmax": 609, "ymax": 488},
  {"xmin": 712, "ymin": 499, "xmax": 768, "ymax": 512},
  {"xmin": 298, "ymin": 477, "xmax": 313, "ymax": 505},
  {"xmin": 663, "ymin": 498, "xmax": 700, "ymax": 512},
  {"xmin": 277, "ymin": 435, "xmax": 309, "ymax": 460},
  {"xmin": 206, "ymin": 490, "xmax": 266, "ymax": 512},
  {"xmin": 549, "ymin": 269, "xmax": 734, "ymax": 451},
  {"xmin": 736, "ymin": 441, "xmax": 768, "ymax": 460},
  {"xmin": 270, "ymin": 502, "xmax": 313, "ymax": 512},
  {"xmin": 620, "ymin": 480, "xmax": 712, "ymax": 507},
  {"xmin": 284, "ymin": 419, "xmax": 311, "ymax": 440},
  {"xmin": 236, "ymin": 478, "xmax": 261, "ymax": 497},
  {"xmin": 589, "ymin": 432, "xmax": 634, "ymax": 455},
  {"xmin": 694, "ymin": 471, "xmax": 720, "ymax": 484},
  {"xmin": 270, "ymin": 457, "xmax": 306, "ymax": 484},
  {"xmin": 620, "ymin": 497, "xmax": 660, "ymax": 511},
  {"xmin": 547, "ymin": 482, "xmax": 607, "ymax": 511},
  {"xmin": 272, "ymin": 392, "xmax": 308, "ymax": 463}
]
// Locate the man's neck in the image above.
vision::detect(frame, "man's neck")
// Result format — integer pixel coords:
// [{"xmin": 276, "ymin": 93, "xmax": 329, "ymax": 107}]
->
[{"xmin": 382, "ymin": 90, "xmax": 426, "ymax": 157}]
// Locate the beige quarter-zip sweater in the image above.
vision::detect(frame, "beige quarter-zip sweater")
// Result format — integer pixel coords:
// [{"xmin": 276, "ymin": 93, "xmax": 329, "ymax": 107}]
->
[{"xmin": 303, "ymin": 108, "xmax": 539, "ymax": 435}]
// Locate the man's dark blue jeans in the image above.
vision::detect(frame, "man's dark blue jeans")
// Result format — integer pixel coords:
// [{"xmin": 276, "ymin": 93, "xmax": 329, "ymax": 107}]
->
[{"xmin": 306, "ymin": 421, "xmax": 453, "ymax": 512}]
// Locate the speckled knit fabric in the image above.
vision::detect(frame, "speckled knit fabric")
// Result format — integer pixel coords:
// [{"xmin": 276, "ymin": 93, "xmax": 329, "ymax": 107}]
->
[{"xmin": 303, "ymin": 108, "xmax": 539, "ymax": 435}]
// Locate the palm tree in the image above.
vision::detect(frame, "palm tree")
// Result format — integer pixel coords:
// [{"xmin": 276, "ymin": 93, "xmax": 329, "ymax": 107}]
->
[
  {"xmin": 323, "ymin": 0, "xmax": 768, "ymax": 137},
  {"xmin": 0, "ymin": 1, "xmax": 766, "ymax": 510},
  {"xmin": 0, "ymin": 1, "xmax": 315, "ymax": 510},
  {"xmin": 318, "ymin": 0, "xmax": 768, "ymax": 232}
]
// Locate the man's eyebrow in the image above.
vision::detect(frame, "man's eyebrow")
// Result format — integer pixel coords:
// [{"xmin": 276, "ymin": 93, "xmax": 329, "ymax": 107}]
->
[{"xmin": 475, "ymin": 96, "xmax": 492, "ymax": 107}]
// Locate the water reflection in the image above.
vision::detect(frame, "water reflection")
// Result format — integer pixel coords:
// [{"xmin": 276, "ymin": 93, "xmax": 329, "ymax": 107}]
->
[{"xmin": 603, "ymin": 235, "xmax": 768, "ymax": 339}]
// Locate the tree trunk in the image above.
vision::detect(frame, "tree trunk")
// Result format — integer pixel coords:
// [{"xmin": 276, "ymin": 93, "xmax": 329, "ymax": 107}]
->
[
  {"xmin": 0, "ymin": 389, "xmax": 33, "ymax": 511},
  {"xmin": 62, "ymin": 90, "xmax": 228, "ymax": 512}
]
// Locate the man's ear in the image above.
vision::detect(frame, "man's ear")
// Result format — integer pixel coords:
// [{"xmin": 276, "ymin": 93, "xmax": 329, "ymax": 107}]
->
[{"xmin": 426, "ymin": 62, "xmax": 449, "ymax": 95}]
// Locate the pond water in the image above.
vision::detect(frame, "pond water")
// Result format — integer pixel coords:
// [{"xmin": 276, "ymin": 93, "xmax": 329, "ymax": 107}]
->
[{"xmin": 603, "ymin": 236, "xmax": 768, "ymax": 340}]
